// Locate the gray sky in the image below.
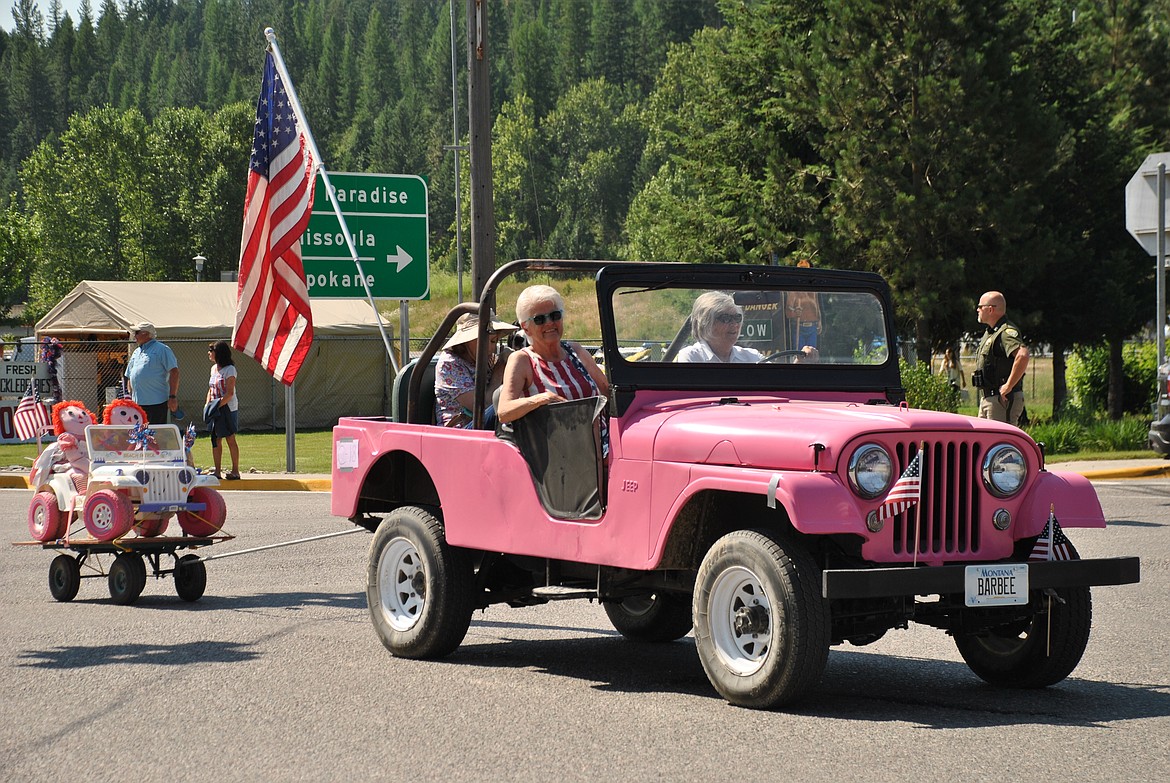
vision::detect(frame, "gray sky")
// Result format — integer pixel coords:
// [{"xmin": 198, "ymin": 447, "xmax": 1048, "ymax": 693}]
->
[{"xmin": 2, "ymin": 1, "xmax": 90, "ymax": 34}]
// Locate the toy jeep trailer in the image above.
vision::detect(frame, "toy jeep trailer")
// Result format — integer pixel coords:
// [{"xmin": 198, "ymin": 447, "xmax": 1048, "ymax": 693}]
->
[{"xmin": 331, "ymin": 260, "xmax": 1140, "ymax": 709}]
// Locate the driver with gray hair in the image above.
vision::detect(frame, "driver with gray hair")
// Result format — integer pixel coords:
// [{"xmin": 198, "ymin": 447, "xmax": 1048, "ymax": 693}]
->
[{"xmin": 676, "ymin": 291, "xmax": 763, "ymax": 363}]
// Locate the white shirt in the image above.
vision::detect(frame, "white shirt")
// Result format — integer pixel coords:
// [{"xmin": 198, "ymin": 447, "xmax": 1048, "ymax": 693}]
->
[{"xmin": 675, "ymin": 341, "xmax": 762, "ymax": 363}]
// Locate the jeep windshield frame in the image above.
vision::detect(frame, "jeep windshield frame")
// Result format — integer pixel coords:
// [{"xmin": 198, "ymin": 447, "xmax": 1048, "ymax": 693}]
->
[
  {"xmin": 405, "ymin": 259, "xmax": 903, "ymax": 427},
  {"xmin": 594, "ymin": 264, "xmax": 904, "ymax": 413}
]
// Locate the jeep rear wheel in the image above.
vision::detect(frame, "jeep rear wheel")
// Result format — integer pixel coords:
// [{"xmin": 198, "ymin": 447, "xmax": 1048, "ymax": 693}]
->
[
  {"xmin": 955, "ymin": 545, "xmax": 1092, "ymax": 688},
  {"xmin": 693, "ymin": 529, "xmax": 829, "ymax": 709},
  {"xmin": 367, "ymin": 506, "xmax": 474, "ymax": 659},
  {"xmin": 604, "ymin": 593, "xmax": 693, "ymax": 642}
]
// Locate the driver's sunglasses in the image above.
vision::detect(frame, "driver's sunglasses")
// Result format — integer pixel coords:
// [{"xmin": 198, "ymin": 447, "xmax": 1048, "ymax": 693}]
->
[
  {"xmin": 527, "ymin": 310, "xmax": 563, "ymax": 326},
  {"xmin": 715, "ymin": 312, "xmax": 743, "ymax": 324}
]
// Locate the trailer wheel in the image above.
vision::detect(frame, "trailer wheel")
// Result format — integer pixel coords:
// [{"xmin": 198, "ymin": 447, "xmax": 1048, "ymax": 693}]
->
[
  {"xmin": 693, "ymin": 529, "xmax": 830, "ymax": 709},
  {"xmin": 177, "ymin": 487, "xmax": 226, "ymax": 536},
  {"xmin": 84, "ymin": 489, "xmax": 134, "ymax": 541},
  {"xmin": 174, "ymin": 554, "xmax": 207, "ymax": 602},
  {"xmin": 48, "ymin": 554, "xmax": 81, "ymax": 602},
  {"xmin": 367, "ymin": 506, "xmax": 474, "ymax": 659},
  {"xmin": 28, "ymin": 491, "xmax": 64, "ymax": 542},
  {"xmin": 108, "ymin": 553, "xmax": 147, "ymax": 605}
]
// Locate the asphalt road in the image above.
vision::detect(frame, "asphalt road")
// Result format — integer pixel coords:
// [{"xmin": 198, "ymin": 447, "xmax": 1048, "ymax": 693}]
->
[{"xmin": 1, "ymin": 483, "xmax": 1167, "ymax": 782}]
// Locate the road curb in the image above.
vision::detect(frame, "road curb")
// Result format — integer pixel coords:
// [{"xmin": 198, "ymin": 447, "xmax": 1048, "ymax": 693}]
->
[{"xmin": 1075, "ymin": 464, "xmax": 1170, "ymax": 480}]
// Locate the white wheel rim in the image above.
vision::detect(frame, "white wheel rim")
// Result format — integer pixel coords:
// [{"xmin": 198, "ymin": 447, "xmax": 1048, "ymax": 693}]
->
[
  {"xmin": 709, "ymin": 566, "xmax": 773, "ymax": 676},
  {"xmin": 89, "ymin": 500, "xmax": 114, "ymax": 534},
  {"xmin": 377, "ymin": 537, "xmax": 425, "ymax": 632},
  {"xmin": 32, "ymin": 502, "xmax": 48, "ymax": 534}
]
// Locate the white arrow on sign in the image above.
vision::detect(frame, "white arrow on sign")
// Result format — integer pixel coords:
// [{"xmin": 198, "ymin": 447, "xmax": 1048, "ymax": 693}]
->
[
  {"xmin": 1126, "ymin": 152, "xmax": 1170, "ymax": 256},
  {"xmin": 386, "ymin": 245, "xmax": 413, "ymax": 272}
]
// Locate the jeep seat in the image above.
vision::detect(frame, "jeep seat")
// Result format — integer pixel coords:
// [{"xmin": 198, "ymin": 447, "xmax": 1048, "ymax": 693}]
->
[{"xmin": 392, "ymin": 358, "xmax": 438, "ymax": 425}]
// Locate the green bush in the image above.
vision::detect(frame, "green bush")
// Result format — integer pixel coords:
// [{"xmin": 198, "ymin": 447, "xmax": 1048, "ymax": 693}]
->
[
  {"xmin": 1026, "ymin": 419, "xmax": 1085, "ymax": 454},
  {"xmin": 1081, "ymin": 417, "xmax": 1148, "ymax": 451},
  {"xmin": 900, "ymin": 358, "xmax": 958, "ymax": 413},
  {"xmin": 1067, "ymin": 342, "xmax": 1157, "ymax": 415}
]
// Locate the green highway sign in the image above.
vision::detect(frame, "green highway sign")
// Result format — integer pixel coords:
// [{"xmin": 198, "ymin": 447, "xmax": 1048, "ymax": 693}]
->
[{"xmin": 302, "ymin": 172, "xmax": 429, "ymax": 299}]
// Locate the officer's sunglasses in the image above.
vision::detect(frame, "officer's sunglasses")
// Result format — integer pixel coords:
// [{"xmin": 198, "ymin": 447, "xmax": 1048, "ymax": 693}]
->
[{"xmin": 527, "ymin": 310, "xmax": 563, "ymax": 326}]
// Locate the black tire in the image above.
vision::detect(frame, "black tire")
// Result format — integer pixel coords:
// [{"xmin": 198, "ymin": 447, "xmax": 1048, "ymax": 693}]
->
[
  {"xmin": 174, "ymin": 554, "xmax": 207, "ymax": 602},
  {"xmin": 108, "ymin": 553, "xmax": 147, "ymax": 605},
  {"xmin": 693, "ymin": 529, "xmax": 830, "ymax": 709},
  {"xmin": 48, "ymin": 554, "xmax": 81, "ymax": 602},
  {"xmin": 367, "ymin": 506, "xmax": 474, "ymax": 659},
  {"xmin": 955, "ymin": 545, "xmax": 1092, "ymax": 688},
  {"xmin": 604, "ymin": 593, "xmax": 693, "ymax": 642}
]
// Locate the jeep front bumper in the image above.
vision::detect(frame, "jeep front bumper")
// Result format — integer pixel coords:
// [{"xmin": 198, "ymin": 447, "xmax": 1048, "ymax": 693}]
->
[{"xmin": 823, "ymin": 556, "xmax": 1140, "ymax": 599}]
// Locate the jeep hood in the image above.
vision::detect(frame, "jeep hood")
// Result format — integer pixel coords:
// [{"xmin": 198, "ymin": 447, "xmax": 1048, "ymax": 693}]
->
[{"xmin": 628, "ymin": 398, "xmax": 1022, "ymax": 471}]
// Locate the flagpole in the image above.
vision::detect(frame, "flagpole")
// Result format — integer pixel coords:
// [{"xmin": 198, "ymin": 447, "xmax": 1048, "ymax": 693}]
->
[
  {"xmin": 912, "ymin": 442, "xmax": 924, "ymax": 567},
  {"xmin": 263, "ymin": 28, "xmax": 399, "ymax": 376}
]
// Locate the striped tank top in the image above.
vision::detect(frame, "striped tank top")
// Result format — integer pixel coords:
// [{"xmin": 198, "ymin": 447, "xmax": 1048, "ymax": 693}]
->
[{"xmin": 523, "ymin": 345, "xmax": 597, "ymax": 400}]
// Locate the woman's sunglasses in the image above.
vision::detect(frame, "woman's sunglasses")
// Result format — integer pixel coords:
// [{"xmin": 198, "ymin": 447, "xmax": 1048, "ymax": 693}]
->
[{"xmin": 527, "ymin": 310, "xmax": 563, "ymax": 326}]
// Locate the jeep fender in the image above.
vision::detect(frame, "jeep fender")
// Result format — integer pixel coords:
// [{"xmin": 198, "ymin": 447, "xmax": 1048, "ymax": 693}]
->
[
  {"xmin": 651, "ymin": 467, "xmax": 863, "ymax": 565},
  {"xmin": 1018, "ymin": 470, "xmax": 1106, "ymax": 533}
]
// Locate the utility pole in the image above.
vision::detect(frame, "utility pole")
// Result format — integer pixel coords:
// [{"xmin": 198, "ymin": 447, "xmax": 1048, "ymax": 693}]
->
[{"xmin": 467, "ymin": 0, "xmax": 495, "ymax": 303}]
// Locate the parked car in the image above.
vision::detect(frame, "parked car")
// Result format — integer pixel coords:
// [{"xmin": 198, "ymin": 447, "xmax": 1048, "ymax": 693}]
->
[{"xmin": 331, "ymin": 260, "xmax": 1140, "ymax": 709}]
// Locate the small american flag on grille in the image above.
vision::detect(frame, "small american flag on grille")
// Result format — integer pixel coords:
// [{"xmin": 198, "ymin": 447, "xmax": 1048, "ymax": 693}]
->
[{"xmin": 878, "ymin": 450, "xmax": 922, "ymax": 520}]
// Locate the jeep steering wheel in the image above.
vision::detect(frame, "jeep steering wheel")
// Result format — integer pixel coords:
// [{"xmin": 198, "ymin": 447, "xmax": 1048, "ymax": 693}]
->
[{"xmin": 760, "ymin": 349, "xmax": 806, "ymax": 364}]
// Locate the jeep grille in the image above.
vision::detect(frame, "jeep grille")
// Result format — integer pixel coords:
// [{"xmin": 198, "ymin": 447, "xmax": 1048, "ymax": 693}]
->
[
  {"xmin": 889, "ymin": 440, "xmax": 983, "ymax": 558},
  {"xmin": 141, "ymin": 470, "xmax": 186, "ymax": 504}
]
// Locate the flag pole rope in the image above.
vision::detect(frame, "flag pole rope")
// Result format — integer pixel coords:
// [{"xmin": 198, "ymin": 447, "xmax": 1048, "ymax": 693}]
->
[{"xmin": 263, "ymin": 28, "xmax": 399, "ymax": 375}]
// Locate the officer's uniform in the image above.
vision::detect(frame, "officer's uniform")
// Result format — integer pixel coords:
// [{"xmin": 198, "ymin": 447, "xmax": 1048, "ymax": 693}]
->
[{"xmin": 975, "ymin": 318, "xmax": 1026, "ymax": 426}]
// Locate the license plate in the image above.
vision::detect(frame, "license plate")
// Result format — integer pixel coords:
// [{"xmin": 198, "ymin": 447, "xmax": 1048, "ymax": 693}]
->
[{"xmin": 964, "ymin": 563, "xmax": 1029, "ymax": 607}]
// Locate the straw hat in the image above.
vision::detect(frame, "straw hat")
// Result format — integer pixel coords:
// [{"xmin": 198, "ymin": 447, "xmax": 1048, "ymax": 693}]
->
[{"xmin": 442, "ymin": 312, "xmax": 518, "ymax": 351}]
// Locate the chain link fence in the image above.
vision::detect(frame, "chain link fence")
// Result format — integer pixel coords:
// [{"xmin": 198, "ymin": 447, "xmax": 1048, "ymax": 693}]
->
[{"xmin": 21, "ymin": 336, "xmax": 395, "ymax": 431}]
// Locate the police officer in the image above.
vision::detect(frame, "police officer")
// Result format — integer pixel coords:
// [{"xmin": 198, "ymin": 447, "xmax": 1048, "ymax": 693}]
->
[{"xmin": 973, "ymin": 291, "xmax": 1029, "ymax": 426}]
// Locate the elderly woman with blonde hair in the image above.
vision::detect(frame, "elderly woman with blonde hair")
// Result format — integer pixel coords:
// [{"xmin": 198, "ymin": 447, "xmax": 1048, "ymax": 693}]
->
[{"xmin": 497, "ymin": 285, "xmax": 609, "ymax": 424}]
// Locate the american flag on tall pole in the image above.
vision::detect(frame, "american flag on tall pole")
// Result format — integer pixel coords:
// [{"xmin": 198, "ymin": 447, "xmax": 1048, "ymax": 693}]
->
[
  {"xmin": 13, "ymin": 378, "xmax": 52, "ymax": 441},
  {"xmin": 878, "ymin": 450, "xmax": 922, "ymax": 520},
  {"xmin": 232, "ymin": 49, "xmax": 316, "ymax": 386},
  {"xmin": 1030, "ymin": 504, "xmax": 1073, "ymax": 561}
]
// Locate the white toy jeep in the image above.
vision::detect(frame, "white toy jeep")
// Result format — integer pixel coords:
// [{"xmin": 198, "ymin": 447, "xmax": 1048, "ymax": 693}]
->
[{"xmin": 27, "ymin": 424, "xmax": 226, "ymax": 542}]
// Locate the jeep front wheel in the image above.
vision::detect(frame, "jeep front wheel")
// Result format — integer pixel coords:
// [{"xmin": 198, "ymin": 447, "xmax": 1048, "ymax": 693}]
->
[
  {"xmin": 693, "ymin": 529, "xmax": 829, "ymax": 709},
  {"xmin": 367, "ymin": 506, "xmax": 474, "ymax": 659},
  {"xmin": 604, "ymin": 593, "xmax": 693, "ymax": 642},
  {"xmin": 955, "ymin": 545, "xmax": 1092, "ymax": 689}
]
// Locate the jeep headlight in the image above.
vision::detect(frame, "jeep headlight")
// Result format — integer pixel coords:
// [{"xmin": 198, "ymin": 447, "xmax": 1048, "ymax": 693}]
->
[
  {"xmin": 848, "ymin": 444, "xmax": 894, "ymax": 499},
  {"xmin": 982, "ymin": 444, "xmax": 1027, "ymax": 498}
]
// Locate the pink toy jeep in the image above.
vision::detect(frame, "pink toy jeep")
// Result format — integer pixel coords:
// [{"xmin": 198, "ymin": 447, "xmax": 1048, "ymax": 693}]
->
[{"xmin": 331, "ymin": 260, "xmax": 1140, "ymax": 709}]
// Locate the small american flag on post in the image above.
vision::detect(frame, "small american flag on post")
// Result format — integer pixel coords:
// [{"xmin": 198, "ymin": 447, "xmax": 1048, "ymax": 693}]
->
[
  {"xmin": 878, "ymin": 450, "xmax": 922, "ymax": 520},
  {"xmin": 1030, "ymin": 505, "xmax": 1073, "ymax": 561},
  {"xmin": 13, "ymin": 379, "xmax": 52, "ymax": 441},
  {"xmin": 232, "ymin": 50, "xmax": 316, "ymax": 386}
]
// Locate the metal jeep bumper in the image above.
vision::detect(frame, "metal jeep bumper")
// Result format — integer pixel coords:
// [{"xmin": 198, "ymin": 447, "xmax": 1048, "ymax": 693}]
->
[{"xmin": 823, "ymin": 557, "xmax": 1141, "ymax": 599}]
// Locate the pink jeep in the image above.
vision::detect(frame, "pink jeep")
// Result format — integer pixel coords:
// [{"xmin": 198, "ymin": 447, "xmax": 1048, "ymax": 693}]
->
[{"xmin": 331, "ymin": 260, "xmax": 1140, "ymax": 709}]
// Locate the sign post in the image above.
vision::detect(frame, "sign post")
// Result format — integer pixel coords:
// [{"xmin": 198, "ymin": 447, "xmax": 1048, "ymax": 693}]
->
[{"xmin": 1126, "ymin": 153, "xmax": 1170, "ymax": 368}]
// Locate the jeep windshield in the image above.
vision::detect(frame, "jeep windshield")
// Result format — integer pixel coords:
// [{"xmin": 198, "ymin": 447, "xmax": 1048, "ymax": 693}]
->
[{"xmin": 594, "ymin": 263, "xmax": 903, "ymax": 402}]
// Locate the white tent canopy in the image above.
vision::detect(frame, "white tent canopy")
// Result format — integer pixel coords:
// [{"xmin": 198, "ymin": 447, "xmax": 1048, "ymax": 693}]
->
[
  {"xmin": 36, "ymin": 281, "xmax": 383, "ymax": 337},
  {"xmin": 34, "ymin": 281, "xmax": 393, "ymax": 429}
]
